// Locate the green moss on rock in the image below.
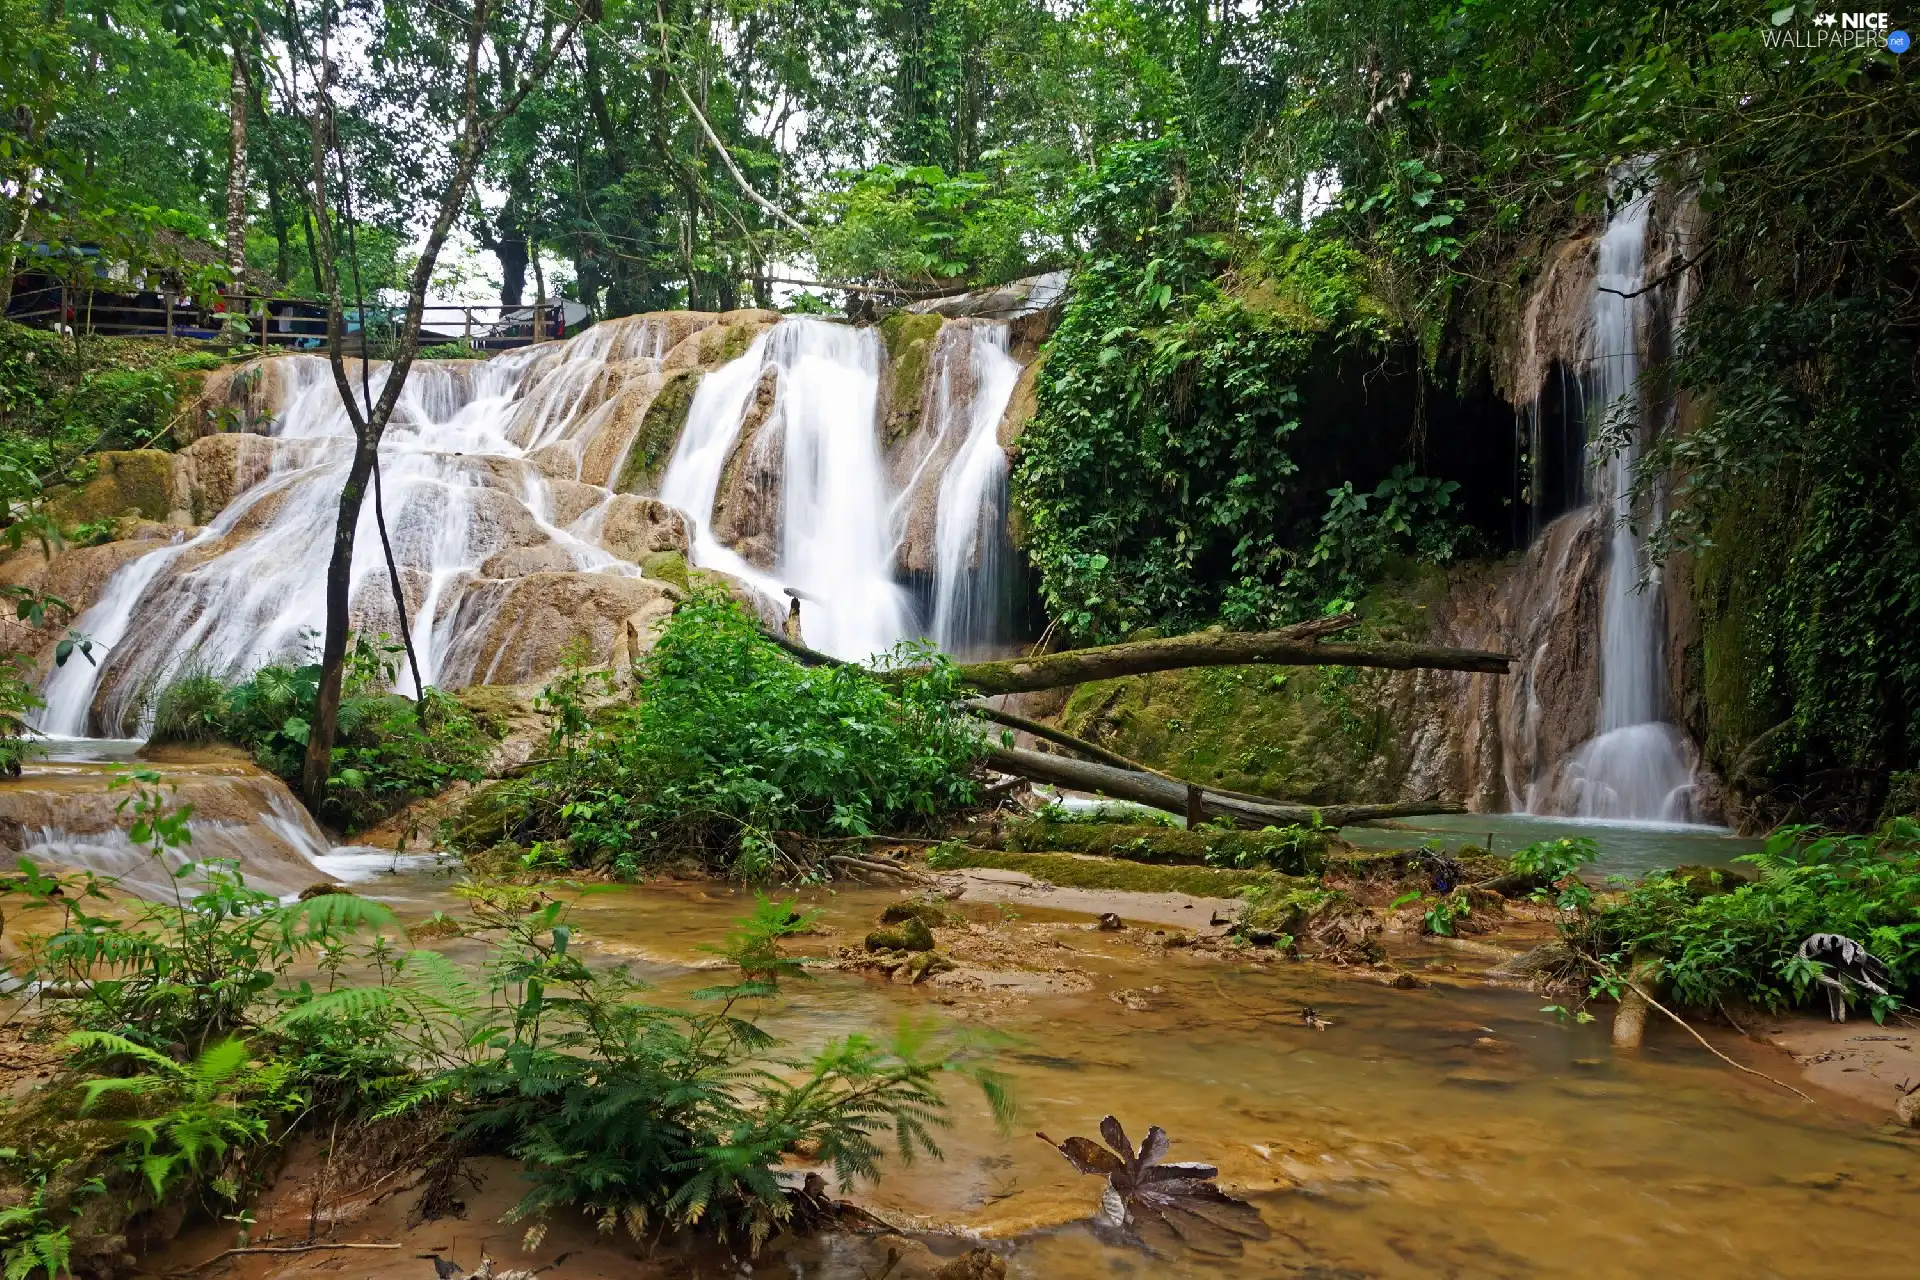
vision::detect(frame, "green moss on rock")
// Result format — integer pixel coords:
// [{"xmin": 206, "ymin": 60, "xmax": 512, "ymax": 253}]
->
[
  {"xmin": 981, "ymin": 817, "xmax": 1333, "ymax": 874},
  {"xmin": 641, "ymin": 550, "xmax": 691, "ymax": 591},
  {"xmin": 879, "ymin": 311, "xmax": 943, "ymax": 440},
  {"xmin": 617, "ymin": 369, "xmax": 701, "ymax": 495},
  {"xmin": 45, "ymin": 449, "xmax": 180, "ymax": 526}
]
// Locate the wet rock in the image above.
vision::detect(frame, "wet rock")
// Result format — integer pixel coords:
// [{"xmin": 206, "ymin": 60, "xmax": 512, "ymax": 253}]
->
[
  {"xmin": 880, "ymin": 901, "xmax": 951, "ymax": 929},
  {"xmin": 297, "ymin": 882, "xmax": 353, "ymax": 900},
  {"xmin": 931, "ymin": 1248, "xmax": 1006, "ymax": 1280},
  {"xmin": 1097, "ymin": 912, "xmax": 1123, "ymax": 931},
  {"xmin": 891, "ymin": 951, "xmax": 954, "ymax": 984},
  {"xmin": 432, "ymin": 572, "xmax": 676, "ymax": 687},
  {"xmin": 865, "ymin": 917, "xmax": 935, "ymax": 953},
  {"xmin": 596, "ymin": 494, "xmax": 691, "ymax": 565},
  {"xmin": 1896, "ymin": 1089, "xmax": 1920, "ymax": 1127},
  {"xmin": 1670, "ymin": 863, "xmax": 1756, "ymax": 898}
]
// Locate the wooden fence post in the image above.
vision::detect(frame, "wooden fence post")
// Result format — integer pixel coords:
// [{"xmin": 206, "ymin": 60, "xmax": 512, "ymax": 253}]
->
[{"xmin": 165, "ymin": 294, "xmax": 174, "ymax": 339}]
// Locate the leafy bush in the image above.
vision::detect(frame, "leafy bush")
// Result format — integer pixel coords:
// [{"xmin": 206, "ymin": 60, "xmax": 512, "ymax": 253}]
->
[
  {"xmin": 461, "ymin": 591, "xmax": 984, "ymax": 878},
  {"xmin": 810, "ymin": 160, "xmax": 1057, "ymax": 289},
  {"xmin": 367, "ymin": 893, "xmax": 1008, "ymax": 1246},
  {"xmin": 1010, "ymin": 142, "xmax": 1472, "ymax": 639},
  {"xmin": 149, "ymin": 635, "xmax": 491, "ymax": 832},
  {"xmin": 6, "ymin": 772, "xmax": 1000, "ymax": 1265},
  {"xmin": 1581, "ymin": 821, "xmax": 1920, "ymax": 1020},
  {"xmin": 1506, "ymin": 836, "xmax": 1598, "ymax": 912}
]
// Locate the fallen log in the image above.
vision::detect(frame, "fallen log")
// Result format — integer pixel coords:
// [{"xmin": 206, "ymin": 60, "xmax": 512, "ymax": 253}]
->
[
  {"xmin": 950, "ymin": 619, "xmax": 1512, "ymax": 695},
  {"xmin": 986, "ymin": 745, "xmax": 1464, "ymax": 830},
  {"xmin": 764, "ymin": 617, "xmax": 1513, "ymax": 694}
]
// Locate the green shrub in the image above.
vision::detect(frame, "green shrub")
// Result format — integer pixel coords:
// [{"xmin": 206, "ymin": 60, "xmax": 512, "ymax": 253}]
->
[
  {"xmin": 149, "ymin": 669, "xmax": 229, "ymax": 744},
  {"xmin": 461, "ymin": 590, "xmax": 985, "ymax": 878},
  {"xmin": 1582, "ymin": 820, "xmax": 1920, "ymax": 1019},
  {"xmin": 152, "ymin": 634, "xmax": 492, "ymax": 832}
]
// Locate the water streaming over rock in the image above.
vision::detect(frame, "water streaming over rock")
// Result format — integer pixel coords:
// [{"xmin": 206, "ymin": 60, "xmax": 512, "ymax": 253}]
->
[
  {"xmin": 1532, "ymin": 189, "xmax": 1699, "ymax": 822},
  {"xmin": 36, "ymin": 318, "xmax": 682, "ymax": 735},
  {"xmin": 39, "ymin": 311, "xmax": 1030, "ymax": 735},
  {"xmin": 928, "ymin": 323, "xmax": 1022, "ymax": 657},
  {"xmin": 661, "ymin": 315, "xmax": 1021, "ymax": 662}
]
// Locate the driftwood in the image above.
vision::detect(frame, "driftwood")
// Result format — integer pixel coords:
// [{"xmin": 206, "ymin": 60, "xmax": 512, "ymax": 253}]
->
[
  {"xmin": 763, "ymin": 616, "xmax": 1513, "ymax": 695},
  {"xmin": 986, "ymin": 745, "xmax": 1463, "ymax": 829}
]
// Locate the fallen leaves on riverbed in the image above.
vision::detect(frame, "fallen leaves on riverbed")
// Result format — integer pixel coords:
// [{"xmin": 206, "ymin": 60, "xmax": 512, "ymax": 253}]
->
[{"xmin": 1039, "ymin": 1115, "xmax": 1270, "ymax": 1256}]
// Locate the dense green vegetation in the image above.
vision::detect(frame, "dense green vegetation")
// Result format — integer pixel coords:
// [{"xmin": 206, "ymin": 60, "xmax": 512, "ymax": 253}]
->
[
  {"xmin": 1580, "ymin": 822, "xmax": 1920, "ymax": 1020},
  {"xmin": 455, "ymin": 591, "xmax": 985, "ymax": 877},
  {"xmin": 151, "ymin": 635, "xmax": 491, "ymax": 832},
  {"xmin": 0, "ymin": 775, "xmax": 997, "ymax": 1273}
]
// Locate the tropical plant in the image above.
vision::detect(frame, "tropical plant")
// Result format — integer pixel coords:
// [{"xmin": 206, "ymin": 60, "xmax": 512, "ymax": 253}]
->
[
  {"xmin": 465, "ymin": 590, "xmax": 984, "ymax": 878},
  {"xmin": 353, "ymin": 892, "xmax": 1011, "ymax": 1250},
  {"xmin": 1580, "ymin": 820, "xmax": 1920, "ymax": 1020}
]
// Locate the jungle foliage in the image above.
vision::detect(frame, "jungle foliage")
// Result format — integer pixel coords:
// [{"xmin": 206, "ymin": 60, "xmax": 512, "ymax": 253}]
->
[
  {"xmin": 149, "ymin": 635, "xmax": 491, "ymax": 833},
  {"xmin": 454, "ymin": 591, "xmax": 985, "ymax": 878},
  {"xmin": 1580, "ymin": 822, "xmax": 1920, "ymax": 1021}
]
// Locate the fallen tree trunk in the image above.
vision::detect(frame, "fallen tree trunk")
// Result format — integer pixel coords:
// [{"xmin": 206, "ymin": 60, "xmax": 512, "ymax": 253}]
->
[
  {"xmin": 986, "ymin": 745, "xmax": 1464, "ymax": 829},
  {"xmin": 950, "ymin": 620, "xmax": 1512, "ymax": 695},
  {"xmin": 764, "ymin": 617, "xmax": 1513, "ymax": 694}
]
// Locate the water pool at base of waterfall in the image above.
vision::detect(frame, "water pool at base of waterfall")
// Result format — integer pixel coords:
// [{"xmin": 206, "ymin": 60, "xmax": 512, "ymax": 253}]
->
[{"xmin": 1342, "ymin": 809, "xmax": 1758, "ymax": 878}]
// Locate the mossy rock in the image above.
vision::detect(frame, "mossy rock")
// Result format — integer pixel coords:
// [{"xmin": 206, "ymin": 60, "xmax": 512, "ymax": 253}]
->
[
  {"xmin": 865, "ymin": 916, "xmax": 935, "ymax": 952},
  {"xmin": 641, "ymin": 549, "xmax": 691, "ymax": 591},
  {"xmin": 1669, "ymin": 863, "xmax": 1757, "ymax": 898},
  {"xmin": 45, "ymin": 449, "xmax": 180, "ymax": 527},
  {"xmin": 617, "ymin": 369, "xmax": 701, "ymax": 495},
  {"xmin": 927, "ymin": 846, "xmax": 1276, "ymax": 898},
  {"xmin": 880, "ymin": 900, "xmax": 952, "ymax": 928},
  {"xmin": 985, "ymin": 816, "xmax": 1333, "ymax": 875},
  {"xmin": 879, "ymin": 311, "xmax": 943, "ymax": 440}
]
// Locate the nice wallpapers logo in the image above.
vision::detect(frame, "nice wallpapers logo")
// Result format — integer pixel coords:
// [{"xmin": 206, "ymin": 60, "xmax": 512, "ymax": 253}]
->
[{"xmin": 1763, "ymin": 8, "xmax": 1912, "ymax": 50}]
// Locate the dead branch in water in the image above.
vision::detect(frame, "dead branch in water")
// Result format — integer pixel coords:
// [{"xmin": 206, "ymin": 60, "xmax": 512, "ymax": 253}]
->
[
  {"xmin": 184, "ymin": 1242, "xmax": 402, "ymax": 1270},
  {"xmin": 1623, "ymin": 978, "xmax": 1814, "ymax": 1103}
]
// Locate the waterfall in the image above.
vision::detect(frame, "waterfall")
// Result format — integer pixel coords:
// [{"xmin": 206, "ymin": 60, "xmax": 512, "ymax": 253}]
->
[
  {"xmin": 929, "ymin": 324, "xmax": 1021, "ymax": 656},
  {"xmin": 36, "ymin": 319, "xmax": 671, "ymax": 736},
  {"xmin": 1551, "ymin": 189, "xmax": 1698, "ymax": 823},
  {"xmin": 39, "ymin": 309, "xmax": 1027, "ymax": 735},
  {"xmin": 659, "ymin": 317, "xmax": 917, "ymax": 663}
]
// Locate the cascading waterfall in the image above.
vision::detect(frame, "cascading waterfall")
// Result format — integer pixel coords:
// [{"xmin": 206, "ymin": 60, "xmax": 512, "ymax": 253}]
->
[
  {"xmin": 1553, "ymin": 190, "xmax": 1698, "ymax": 822},
  {"xmin": 661, "ymin": 318, "xmax": 920, "ymax": 662},
  {"xmin": 39, "ymin": 309, "xmax": 1028, "ymax": 737},
  {"xmin": 37, "ymin": 322, "xmax": 669, "ymax": 737},
  {"xmin": 929, "ymin": 324, "xmax": 1021, "ymax": 657}
]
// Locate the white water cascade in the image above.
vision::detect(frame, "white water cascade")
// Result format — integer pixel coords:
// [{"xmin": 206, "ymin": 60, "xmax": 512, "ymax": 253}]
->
[
  {"xmin": 36, "ymin": 322, "xmax": 670, "ymax": 736},
  {"xmin": 928, "ymin": 324, "xmax": 1022, "ymax": 657},
  {"xmin": 1555, "ymin": 191, "xmax": 1698, "ymax": 822},
  {"xmin": 659, "ymin": 318, "xmax": 918, "ymax": 661},
  {"xmin": 37, "ymin": 311, "xmax": 1028, "ymax": 736}
]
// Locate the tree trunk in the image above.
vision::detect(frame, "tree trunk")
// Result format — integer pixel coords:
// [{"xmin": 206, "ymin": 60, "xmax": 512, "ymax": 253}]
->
[
  {"xmin": 985, "ymin": 745, "xmax": 1464, "ymax": 829},
  {"xmin": 226, "ymin": 46, "xmax": 250, "ymax": 291},
  {"xmin": 948, "ymin": 621, "xmax": 1512, "ymax": 694},
  {"xmin": 492, "ymin": 227, "xmax": 528, "ymax": 307},
  {"xmin": 301, "ymin": 435, "xmax": 377, "ymax": 804}
]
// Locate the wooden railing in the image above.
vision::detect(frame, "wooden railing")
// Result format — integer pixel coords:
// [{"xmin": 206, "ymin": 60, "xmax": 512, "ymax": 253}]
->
[{"xmin": 3, "ymin": 282, "xmax": 581, "ymax": 353}]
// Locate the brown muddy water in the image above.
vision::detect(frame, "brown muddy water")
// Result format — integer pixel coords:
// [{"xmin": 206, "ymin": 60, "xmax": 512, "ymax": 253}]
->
[{"xmin": 328, "ymin": 871, "xmax": 1920, "ymax": 1280}]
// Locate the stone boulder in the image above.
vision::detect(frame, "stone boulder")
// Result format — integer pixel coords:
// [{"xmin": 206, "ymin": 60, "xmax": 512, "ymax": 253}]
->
[
  {"xmin": 594, "ymin": 494, "xmax": 690, "ymax": 565},
  {"xmin": 432, "ymin": 571, "xmax": 678, "ymax": 687}
]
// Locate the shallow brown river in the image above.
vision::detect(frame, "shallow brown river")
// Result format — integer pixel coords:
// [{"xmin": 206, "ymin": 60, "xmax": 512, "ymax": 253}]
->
[{"xmin": 324, "ymin": 870, "xmax": 1920, "ymax": 1280}]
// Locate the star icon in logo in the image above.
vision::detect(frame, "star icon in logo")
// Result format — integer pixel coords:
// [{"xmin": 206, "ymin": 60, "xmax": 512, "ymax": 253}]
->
[{"xmin": 1813, "ymin": 11, "xmax": 1837, "ymax": 24}]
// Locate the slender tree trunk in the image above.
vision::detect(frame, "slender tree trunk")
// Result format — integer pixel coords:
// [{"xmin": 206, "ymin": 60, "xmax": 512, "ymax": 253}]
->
[
  {"xmin": 306, "ymin": 433, "xmax": 379, "ymax": 801},
  {"xmin": 226, "ymin": 46, "xmax": 251, "ymax": 292}
]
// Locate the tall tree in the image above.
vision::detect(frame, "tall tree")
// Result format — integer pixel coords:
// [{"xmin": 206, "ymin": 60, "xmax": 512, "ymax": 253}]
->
[{"xmin": 268, "ymin": 0, "xmax": 593, "ymax": 807}]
